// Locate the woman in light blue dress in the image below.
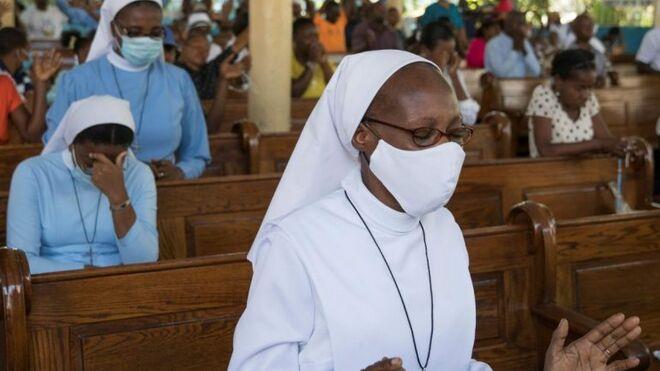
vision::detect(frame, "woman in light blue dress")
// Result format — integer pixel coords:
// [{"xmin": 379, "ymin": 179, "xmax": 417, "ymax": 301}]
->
[
  {"xmin": 46, "ymin": 0, "xmax": 210, "ymax": 180},
  {"xmin": 8, "ymin": 95, "xmax": 158, "ymax": 274}
]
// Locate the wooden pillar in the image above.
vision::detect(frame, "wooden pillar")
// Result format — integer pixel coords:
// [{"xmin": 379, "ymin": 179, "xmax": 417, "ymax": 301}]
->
[
  {"xmin": 248, "ymin": 0, "xmax": 292, "ymax": 133},
  {"xmin": 655, "ymin": 0, "xmax": 660, "ymax": 26},
  {"xmin": 1, "ymin": 0, "xmax": 15, "ymax": 27}
]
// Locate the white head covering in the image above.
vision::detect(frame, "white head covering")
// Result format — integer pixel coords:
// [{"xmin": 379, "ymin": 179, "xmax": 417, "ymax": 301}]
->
[
  {"xmin": 186, "ymin": 12, "xmax": 212, "ymax": 31},
  {"xmin": 256, "ymin": 50, "xmax": 436, "ymax": 242},
  {"xmin": 42, "ymin": 95, "xmax": 136, "ymax": 154},
  {"xmin": 87, "ymin": 0, "xmax": 163, "ymax": 62}
]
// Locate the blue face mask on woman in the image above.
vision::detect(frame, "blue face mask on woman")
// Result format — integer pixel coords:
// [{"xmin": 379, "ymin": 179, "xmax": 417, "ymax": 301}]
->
[{"xmin": 119, "ymin": 35, "xmax": 163, "ymax": 67}]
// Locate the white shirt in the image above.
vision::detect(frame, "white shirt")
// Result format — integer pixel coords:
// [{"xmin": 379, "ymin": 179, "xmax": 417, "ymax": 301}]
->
[
  {"xmin": 230, "ymin": 168, "xmax": 491, "ymax": 371},
  {"xmin": 526, "ymin": 83, "xmax": 600, "ymax": 158},
  {"xmin": 445, "ymin": 69, "xmax": 480, "ymax": 125},
  {"xmin": 636, "ymin": 27, "xmax": 660, "ymax": 72},
  {"xmin": 19, "ymin": 5, "xmax": 67, "ymax": 40}
]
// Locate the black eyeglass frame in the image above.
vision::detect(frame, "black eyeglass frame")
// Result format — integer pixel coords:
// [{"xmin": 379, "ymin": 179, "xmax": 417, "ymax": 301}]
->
[{"xmin": 361, "ymin": 116, "xmax": 474, "ymax": 147}]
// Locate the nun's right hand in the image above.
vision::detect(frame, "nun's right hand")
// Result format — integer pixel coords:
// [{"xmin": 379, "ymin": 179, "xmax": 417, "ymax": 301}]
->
[{"xmin": 362, "ymin": 357, "xmax": 405, "ymax": 371}]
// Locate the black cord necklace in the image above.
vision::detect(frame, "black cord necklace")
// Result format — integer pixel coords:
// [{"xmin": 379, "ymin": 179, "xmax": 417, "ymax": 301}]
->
[
  {"xmin": 344, "ymin": 190, "xmax": 434, "ymax": 371},
  {"xmin": 110, "ymin": 63, "xmax": 152, "ymax": 152},
  {"xmin": 69, "ymin": 171, "xmax": 102, "ymax": 267}
]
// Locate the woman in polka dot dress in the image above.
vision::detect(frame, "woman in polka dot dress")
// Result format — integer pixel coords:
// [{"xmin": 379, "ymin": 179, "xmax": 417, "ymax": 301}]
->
[{"xmin": 526, "ymin": 49, "xmax": 625, "ymax": 158}]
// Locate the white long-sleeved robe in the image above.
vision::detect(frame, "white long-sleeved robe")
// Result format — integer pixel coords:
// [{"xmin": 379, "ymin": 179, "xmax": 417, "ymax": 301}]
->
[{"xmin": 229, "ymin": 169, "xmax": 492, "ymax": 371}]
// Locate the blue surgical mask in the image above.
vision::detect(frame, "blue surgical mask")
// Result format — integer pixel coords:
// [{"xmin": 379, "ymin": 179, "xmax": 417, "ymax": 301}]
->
[
  {"xmin": 18, "ymin": 49, "xmax": 33, "ymax": 72},
  {"xmin": 120, "ymin": 35, "xmax": 163, "ymax": 67}
]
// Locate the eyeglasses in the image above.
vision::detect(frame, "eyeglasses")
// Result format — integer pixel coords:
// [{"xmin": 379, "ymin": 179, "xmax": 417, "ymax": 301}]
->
[
  {"xmin": 113, "ymin": 22, "xmax": 165, "ymax": 39},
  {"xmin": 362, "ymin": 116, "xmax": 474, "ymax": 147}
]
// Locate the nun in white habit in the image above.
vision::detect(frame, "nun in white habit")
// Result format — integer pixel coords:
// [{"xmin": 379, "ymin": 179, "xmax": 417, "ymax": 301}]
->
[{"xmin": 229, "ymin": 50, "xmax": 643, "ymax": 371}]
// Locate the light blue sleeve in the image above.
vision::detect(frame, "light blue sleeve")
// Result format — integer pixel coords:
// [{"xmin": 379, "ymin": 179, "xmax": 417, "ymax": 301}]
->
[
  {"xmin": 115, "ymin": 162, "xmax": 159, "ymax": 264},
  {"xmin": 524, "ymin": 40, "xmax": 542, "ymax": 77},
  {"xmin": 485, "ymin": 38, "xmax": 523, "ymax": 78},
  {"xmin": 7, "ymin": 162, "xmax": 84, "ymax": 274},
  {"xmin": 44, "ymin": 71, "xmax": 75, "ymax": 143},
  {"xmin": 175, "ymin": 73, "xmax": 211, "ymax": 179}
]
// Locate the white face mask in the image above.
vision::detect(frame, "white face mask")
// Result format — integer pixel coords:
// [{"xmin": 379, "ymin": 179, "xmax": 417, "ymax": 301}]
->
[{"xmin": 369, "ymin": 140, "xmax": 466, "ymax": 217}]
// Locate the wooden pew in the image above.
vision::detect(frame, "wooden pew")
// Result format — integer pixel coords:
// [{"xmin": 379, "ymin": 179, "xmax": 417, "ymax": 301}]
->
[
  {"xmin": 0, "ymin": 249, "xmax": 252, "ymax": 370},
  {"xmin": 164, "ymin": 149, "xmax": 653, "ymax": 259},
  {"xmin": 203, "ymin": 98, "xmax": 318, "ymax": 129},
  {"xmin": 510, "ymin": 202, "xmax": 660, "ymax": 369},
  {"xmin": 2, "ymin": 206, "xmax": 653, "ymax": 369},
  {"xmin": 0, "ymin": 116, "xmax": 514, "ymax": 189}
]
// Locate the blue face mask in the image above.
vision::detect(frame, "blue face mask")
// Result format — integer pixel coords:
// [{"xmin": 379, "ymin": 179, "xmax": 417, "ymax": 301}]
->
[
  {"xmin": 120, "ymin": 35, "xmax": 163, "ymax": 67},
  {"xmin": 17, "ymin": 49, "xmax": 33, "ymax": 72}
]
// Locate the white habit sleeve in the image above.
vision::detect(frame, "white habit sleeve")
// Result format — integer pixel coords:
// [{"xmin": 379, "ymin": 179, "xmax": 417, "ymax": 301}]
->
[{"xmin": 229, "ymin": 228, "xmax": 316, "ymax": 371}]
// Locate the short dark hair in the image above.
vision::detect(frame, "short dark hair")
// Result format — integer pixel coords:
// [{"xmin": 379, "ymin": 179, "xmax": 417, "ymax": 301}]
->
[
  {"xmin": 0, "ymin": 28, "xmax": 28, "ymax": 57},
  {"xmin": 73, "ymin": 124, "xmax": 135, "ymax": 147},
  {"xmin": 551, "ymin": 49, "xmax": 596, "ymax": 79},
  {"xmin": 115, "ymin": 0, "xmax": 161, "ymax": 21},
  {"xmin": 293, "ymin": 17, "xmax": 315, "ymax": 36},
  {"xmin": 420, "ymin": 21, "xmax": 455, "ymax": 50}
]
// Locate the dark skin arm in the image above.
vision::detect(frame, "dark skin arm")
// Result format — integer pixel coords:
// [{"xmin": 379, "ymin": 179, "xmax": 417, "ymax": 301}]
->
[
  {"xmin": 532, "ymin": 113, "xmax": 623, "ymax": 157},
  {"xmin": 8, "ymin": 50, "xmax": 62, "ymax": 143},
  {"xmin": 291, "ymin": 65, "xmax": 314, "ymax": 98},
  {"xmin": 89, "ymin": 153, "xmax": 136, "ymax": 239},
  {"xmin": 635, "ymin": 61, "xmax": 660, "ymax": 75},
  {"xmin": 206, "ymin": 55, "xmax": 245, "ymax": 133}
]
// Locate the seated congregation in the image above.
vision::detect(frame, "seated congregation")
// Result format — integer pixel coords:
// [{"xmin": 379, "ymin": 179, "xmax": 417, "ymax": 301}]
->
[{"xmin": 1, "ymin": 0, "xmax": 659, "ymax": 370}]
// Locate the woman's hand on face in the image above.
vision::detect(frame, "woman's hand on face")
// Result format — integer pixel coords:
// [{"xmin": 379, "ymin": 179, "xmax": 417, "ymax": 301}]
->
[
  {"xmin": 362, "ymin": 357, "xmax": 405, "ymax": 371},
  {"xmin": 543, "ymin": 314, "xmax": 642, "ymax": 371},
  {"xmin": 32, "ymin": 49, "xmax": 62, "ymax": 83},
  {"xmin": 89, "ymin": 152, "xmax": 129, "ymax": 206},
  {"xmin": 150, "ymin": 160, "xmax": 184, "ymax": 181},
  {"xmin": 447, "ymin": 52, "xmax": 462, "ymax": 77}
]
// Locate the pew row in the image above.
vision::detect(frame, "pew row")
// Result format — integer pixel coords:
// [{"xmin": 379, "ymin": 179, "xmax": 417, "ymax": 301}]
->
[
  {"xmin": 510, "ymin": 202, "xmax": 660, "ymax": 370},
  {"xmin": 2, "ymin": 203, "xmax": 654, "ymax": 369},
  {"xmin": 0, "ymin": 116, "xmax": 512, "ymax": 190},
  {"xmin": 157, "ymin": 150, "xmax": 653, "ymax": 259}
]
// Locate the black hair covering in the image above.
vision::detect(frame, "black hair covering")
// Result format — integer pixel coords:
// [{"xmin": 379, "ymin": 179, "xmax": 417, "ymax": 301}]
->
[
  {"xmin": 420, "ymin": 21, "xmax": 455, "ymax": 50},
  {"xmin": 73, "ymin": 124, "xmax": 134, "ymax": 146},
  {"xmin": 0, "ymin": 27, "xmax": 28, "ymax": 57},
  {"xmin": 551, "ymin": 49, "xmax": 596, "ymax": 79}
]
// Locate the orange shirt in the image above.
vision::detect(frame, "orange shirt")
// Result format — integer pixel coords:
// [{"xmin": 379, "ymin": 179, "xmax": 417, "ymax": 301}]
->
[
  {"xmin": 0, "ymin": 75, "xmax": 23, "ymax": 145},
  {"xmin": 314, "ymin": 11, "xmax": 347, "ymax": 54}
]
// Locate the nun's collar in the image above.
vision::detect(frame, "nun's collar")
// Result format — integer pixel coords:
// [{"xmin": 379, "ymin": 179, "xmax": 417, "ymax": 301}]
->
[{"xmin": 107, "ymin": 50, "xmax": 150, "ymax": 72}]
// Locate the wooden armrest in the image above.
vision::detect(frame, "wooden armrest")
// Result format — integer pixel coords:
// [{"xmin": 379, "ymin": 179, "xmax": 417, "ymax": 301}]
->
[
  {"xmin": 232, "ymin": 121, "xmax": 260, "ymax": 174},
  {"xmin": 534, "ymin": 303, "xmax": 651, "ymax": 370},
  {"xmin": 0, "ymin": 248, "xmax": 31, "ymax": 370}
]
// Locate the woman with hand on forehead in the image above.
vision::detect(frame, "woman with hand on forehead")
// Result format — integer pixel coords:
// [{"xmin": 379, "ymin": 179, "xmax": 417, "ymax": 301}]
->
[
  {"xmin": 46, "ymin": 0, "xmax": 210, "ymax": 180},
  {"xmin": 229, "ymin": 51, "xmax": 642, "ymax": 371},
  {"xmin": 7, "ymin": 95, "xmax": 158, "ymax": 274}
]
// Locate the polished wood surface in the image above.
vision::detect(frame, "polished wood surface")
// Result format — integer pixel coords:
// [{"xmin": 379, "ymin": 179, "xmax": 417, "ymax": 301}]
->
[
  {"xmin": 2, "ymin": 202, "xmax": 654, "ymax": 369},
  {"xmin": 512, "ymin": 202, "xmax": 660, "ymax": 370}
]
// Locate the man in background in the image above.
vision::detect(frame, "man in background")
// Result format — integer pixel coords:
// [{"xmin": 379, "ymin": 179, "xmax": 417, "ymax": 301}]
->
[
  {"xmin": 351, "ymin": 1, "xmax": 402, "ymax": 52},
  {"xmin": 485, "ymin": 11, "xmax": 541, "ymax": 78},
  {"xmin": 20, "ymin": 0, "xmax": 68, "ymax": 40}
]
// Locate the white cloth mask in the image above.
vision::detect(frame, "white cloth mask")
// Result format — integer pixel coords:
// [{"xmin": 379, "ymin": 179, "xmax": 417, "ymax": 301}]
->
[{"xmin": 369, "ymin": 140, "xmax": 466, "ymax": 217}]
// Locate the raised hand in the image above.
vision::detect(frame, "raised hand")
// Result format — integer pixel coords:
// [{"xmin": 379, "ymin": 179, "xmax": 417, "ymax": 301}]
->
[
  {"xmin": 544, "ymin": 314, "xmax": 642, "ymax": 371},
  {"xmin": 32, "ymin": 49, "xmax": 62, "ymax": 82},
  {"xmin": 447, "ymin": 51, "xmax": 463, "ymax": 76},
  {"xmin": 362, "ymin": 357, "xmax": 405, "ymax": 371},
  {"xmin": 308, "ymin": 41, "xmax": 326, "ymax": 64},
  {"xmin": 90, "ymin": 152, "xmax": 129, "ymax": 206},
  {"xmin": 219, "ymin": 54, "xmax": 245, "ymax": 79}
]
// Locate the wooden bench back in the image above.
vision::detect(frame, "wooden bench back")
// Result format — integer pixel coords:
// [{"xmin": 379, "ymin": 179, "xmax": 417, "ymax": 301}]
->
[
  {"xmin": 162, "ymin": 151, "xmax": 653, "ymax": 259},
  {"xmin": 0, "ymin": 250, "xmax": 252, "ymax": 370},
  {"xmin": 0, "ymin": 222, "xmax": 539, "ymax": 370}
]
